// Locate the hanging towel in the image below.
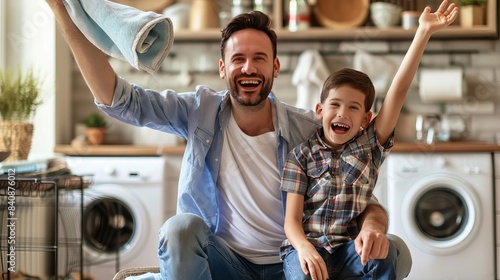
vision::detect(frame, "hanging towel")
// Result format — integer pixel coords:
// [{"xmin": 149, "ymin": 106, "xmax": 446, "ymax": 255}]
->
[
  {"xmin": 292, "ymin": 50, "xmax": 330, "ymax": 111},
  {"xmin": 125, "ymin": 272, "xmax": 161, "ymax": 280},
  {"xmin": 63, "ymin": 0, "xmax": 174, "ymax": 74},
  {"xmin": 353, "ymin": 50, "xmax": 396, "ymax": 97}
]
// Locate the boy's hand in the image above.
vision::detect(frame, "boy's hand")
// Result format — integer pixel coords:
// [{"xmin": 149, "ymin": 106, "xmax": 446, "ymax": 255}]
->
[
  {"xmin": 419, "ymin": 0, "xmax": 459, "ymax": 34},
  {"xmin": 297, "ymin": 243, "xmax": 329, "ymax": 280}
]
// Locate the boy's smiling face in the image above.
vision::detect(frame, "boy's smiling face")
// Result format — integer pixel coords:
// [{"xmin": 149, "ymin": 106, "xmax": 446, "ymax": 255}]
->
[{"xmin": 315, "ymin": 85, "xmax": 372, "ymax": 149}]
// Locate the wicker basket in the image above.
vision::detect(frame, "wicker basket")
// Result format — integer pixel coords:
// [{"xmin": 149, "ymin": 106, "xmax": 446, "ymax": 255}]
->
[{"xmin": 0, "ymin": 121, "xmax": 34, "ymax": 162}]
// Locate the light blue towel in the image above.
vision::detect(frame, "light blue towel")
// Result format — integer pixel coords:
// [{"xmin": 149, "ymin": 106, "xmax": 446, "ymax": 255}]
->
[
  {"xmin": 63, "ymin": 0, "xmax": 174, "ymax": 74},
  {"xmin": 125, "ymin": 272, "xmax": 161, "ymax": 280}
]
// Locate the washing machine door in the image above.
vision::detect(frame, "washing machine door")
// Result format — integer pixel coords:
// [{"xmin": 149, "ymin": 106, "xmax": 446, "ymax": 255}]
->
[
  {"xmin": 401, "ymin": 174, "xmax": 481, "ymax": 255},
  {"xmin": 80, "ymin": 184, "xmax": 149, "ymax": 264}
]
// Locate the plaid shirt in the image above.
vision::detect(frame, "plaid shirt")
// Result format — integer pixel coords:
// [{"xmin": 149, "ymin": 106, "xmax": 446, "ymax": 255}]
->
[{"xmin": 279, "ymin": 119, "xmax": 394, "ymax": 258}]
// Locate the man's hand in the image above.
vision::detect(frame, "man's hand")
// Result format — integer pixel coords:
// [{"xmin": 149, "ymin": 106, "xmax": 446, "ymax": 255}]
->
[
  {"xmin": 355, "ymin": 204, "xmax": 390, "ymax": 265},
  {"xmin": 354, "ymin": 224, "xmax": 390, "ymax": 266}
]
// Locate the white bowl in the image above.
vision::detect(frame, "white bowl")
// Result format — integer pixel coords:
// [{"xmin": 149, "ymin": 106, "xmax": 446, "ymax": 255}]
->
[
  {"xmin": 163, "ymin": 3, "xmax": 190, "ymax": 31},
  {"xmin": 370, "ymin": 2, "xmax": 402, "ymax": 29}
]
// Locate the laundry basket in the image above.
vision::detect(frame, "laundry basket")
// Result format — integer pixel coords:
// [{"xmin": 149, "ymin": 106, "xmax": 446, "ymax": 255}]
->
[{"xmin": 113, "ymin": 266, "xmax": 160, "ymax": 280}]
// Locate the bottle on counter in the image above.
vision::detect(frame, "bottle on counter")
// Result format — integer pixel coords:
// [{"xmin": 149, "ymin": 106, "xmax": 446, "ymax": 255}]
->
[{"xmin": 287, "ymin": 0, "xmax": 310, "ymax": 32}]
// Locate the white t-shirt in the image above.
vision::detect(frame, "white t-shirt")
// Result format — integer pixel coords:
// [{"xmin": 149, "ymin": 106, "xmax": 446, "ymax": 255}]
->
[{"xmin": 217, "ymin": 113, "xmax": 284, "ymax": 264}]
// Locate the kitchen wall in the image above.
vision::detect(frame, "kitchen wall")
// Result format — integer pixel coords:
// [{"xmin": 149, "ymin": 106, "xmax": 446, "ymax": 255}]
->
[
  {"xmin": 3, "ymin": 0, "xmax": 72, "ymax": 159},
  {"xmin": 70, "ymin": 38, "xmax": 500, "ymax": 145},
  {"xmin": 4, "ymin": 1, "xmax": 500, "ymax": 156}
]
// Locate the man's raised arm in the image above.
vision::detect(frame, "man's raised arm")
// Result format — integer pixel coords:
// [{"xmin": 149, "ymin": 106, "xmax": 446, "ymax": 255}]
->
[{"xmin": 46, "ymin": 0, "xmax": 116, "ymax": 105}]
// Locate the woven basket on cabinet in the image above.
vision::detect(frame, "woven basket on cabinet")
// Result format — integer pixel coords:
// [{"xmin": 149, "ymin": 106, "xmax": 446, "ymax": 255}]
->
[{"xmin": 0, "ymin": 121, "xmax": 34, "ymax": 162}]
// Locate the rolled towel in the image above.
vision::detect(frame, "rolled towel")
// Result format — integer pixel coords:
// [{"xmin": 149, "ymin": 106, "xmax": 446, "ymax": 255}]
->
[{"xmin": 63, "ymin": 0, "xmax": 174, "ymax": 74}]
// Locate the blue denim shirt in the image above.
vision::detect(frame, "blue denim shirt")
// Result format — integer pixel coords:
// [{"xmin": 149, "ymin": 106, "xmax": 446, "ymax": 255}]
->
[{"xmin": 96, "ymin": 76, "xmax": 321, "ymax": 233}]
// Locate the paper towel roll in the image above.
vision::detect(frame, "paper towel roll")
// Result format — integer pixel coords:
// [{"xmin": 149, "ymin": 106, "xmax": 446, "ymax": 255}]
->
[{"xmin": 419, "ymin": 68, "xmax": 464, "ymax": 103}]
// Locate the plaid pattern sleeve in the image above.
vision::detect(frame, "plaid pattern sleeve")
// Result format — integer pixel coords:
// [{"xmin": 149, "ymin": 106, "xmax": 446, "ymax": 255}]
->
[{"xmin": 280, "ymin": 142, "xmax": 310, "ymax": 196}]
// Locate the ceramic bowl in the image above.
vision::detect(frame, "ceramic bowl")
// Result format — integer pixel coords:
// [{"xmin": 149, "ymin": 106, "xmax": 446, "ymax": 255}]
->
[
  {"xmin": 370, "ymin": 2, "xmax": 402, "ymax": 29},
  {"xmin": 314, "ymin": 0, "xmax": 370, "ymax": 29}
]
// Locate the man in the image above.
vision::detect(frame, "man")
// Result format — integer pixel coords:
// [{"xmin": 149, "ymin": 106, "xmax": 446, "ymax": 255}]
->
[{"xmin": 45, "ymin": 1, "xmax": 411, "ymax": 279}]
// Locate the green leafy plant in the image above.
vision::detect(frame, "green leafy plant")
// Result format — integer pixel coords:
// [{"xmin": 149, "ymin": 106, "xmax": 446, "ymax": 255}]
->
[
  {"xmin": 83, "ymin": 112, "xmax": 107, "ymax": 128},
  {"xmin": 457, "ymin": 0, "xmax": 487, "ymax": 5},
  {"xmin": 0, "ymin": 68, "xmax": 43, "ymax": 121}
]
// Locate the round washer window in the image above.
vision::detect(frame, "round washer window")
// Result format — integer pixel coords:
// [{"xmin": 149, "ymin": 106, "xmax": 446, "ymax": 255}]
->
[
  {"xmin": 401, "ymin": 174, "xmax": 481, "ymax": 255},
  {"xmin": 414, "ymin": 188, "xmax": 467, "ymax": 240},
  {"xmin": 83, "ymin": 197, "xmax": 135, "ymax": 253}
]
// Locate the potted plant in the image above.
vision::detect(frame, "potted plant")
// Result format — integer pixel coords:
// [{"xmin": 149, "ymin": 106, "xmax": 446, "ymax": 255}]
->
[
  {"xmin": 458, "ymin": 0, "xmax": 487, "ymax": 28},
  {"xmin": 83, "ymin": 112, "xmax": 107, "ymax": 145},
  {"xmin": 0, "ymin": 68, "xmax": 43, "ymax": 162}
]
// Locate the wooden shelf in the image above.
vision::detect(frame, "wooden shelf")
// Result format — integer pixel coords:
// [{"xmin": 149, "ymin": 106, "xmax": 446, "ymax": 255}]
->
[
  {"xmin": 174, "ymin": 25, "xmax": 497, "ymax": 42},
  {"xmin": 173, "ymin": 0, "xmax": 498, "ymax": 42}
]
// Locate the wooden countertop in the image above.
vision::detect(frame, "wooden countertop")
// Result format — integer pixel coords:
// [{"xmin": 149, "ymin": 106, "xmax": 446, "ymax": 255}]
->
[
  {"xmin": 391, "ymin": 141, "xmax": 500, "ymax": 153},
  {"xmin": 54, "ymin": 141, "xmax": 500, "ymax": 156},
  {"xmin": 54, "ymin": 145, "xmax": 186, "ymax": 156}
]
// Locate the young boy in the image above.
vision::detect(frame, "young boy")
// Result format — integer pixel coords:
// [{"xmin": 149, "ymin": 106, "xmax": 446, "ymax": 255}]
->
[{"xmin": 280, "ymin": 1, "xmax": 458, "ymax": 280}]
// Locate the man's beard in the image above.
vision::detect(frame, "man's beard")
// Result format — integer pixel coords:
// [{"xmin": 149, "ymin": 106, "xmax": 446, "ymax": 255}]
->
[{"xmin": 228, "ymin": 75, "xmax": 273, "ymax": 109}]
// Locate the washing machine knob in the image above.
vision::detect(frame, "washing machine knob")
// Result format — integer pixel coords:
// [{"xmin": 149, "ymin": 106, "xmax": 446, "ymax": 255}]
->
[
  {"xmin": 471, "ymin": 165, "xmax": 480, "ymax": 174},
  {"xmin": 103, "ymin": 165, "xmax": 117, "ymax": 176},
  {"xmin": 464, "ymin": 165, "xmax": 480, "ymax": 174},
  {"xmin": 436, "ymin": 157, "xmax": 447, "ymax": 168},
  {"xmin": 464, "ymin": 166, "xmax": 470, "ymax": 174}
]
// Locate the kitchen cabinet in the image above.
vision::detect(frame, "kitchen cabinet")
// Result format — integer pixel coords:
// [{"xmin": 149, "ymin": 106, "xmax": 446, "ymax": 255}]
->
[{"xmin": 174, "ymin": 0, "xmax": 498, "ymax": 42}]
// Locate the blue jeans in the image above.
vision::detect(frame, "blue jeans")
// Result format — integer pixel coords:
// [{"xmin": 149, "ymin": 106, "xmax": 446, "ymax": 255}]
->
[
  {"xmin": 158, "ymin": 214, "xmax": 411, "ymax": 280},
  {"xmin": 158, "ymin": 213, "xmax": 284, "ymax": 280},
  {"xmin": 283, "ymin": 240, "xmax": 398, "ymax": 280}
]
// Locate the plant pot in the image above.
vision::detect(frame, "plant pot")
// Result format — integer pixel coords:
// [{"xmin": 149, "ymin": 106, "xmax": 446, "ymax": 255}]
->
[
  {"xmin": 0, "ymin": 121, "xmax": 34, "ymax": 162},
  {"xmin": 84, "ymin": 128, "xmax": 106, "ymax": 145},
  {"xmin": 460, "ymin": 5, "xmax": 485, "ymax": 28}
]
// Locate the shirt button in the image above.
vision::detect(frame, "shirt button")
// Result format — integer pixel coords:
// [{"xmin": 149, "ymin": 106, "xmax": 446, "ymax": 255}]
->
[
  {"xmin": 206, "ymin": 139, "xmax": 210, "ymax": 143},
  {"xmin": 215, "ymin": 158, "xmax": 219, "ymax": 162}
]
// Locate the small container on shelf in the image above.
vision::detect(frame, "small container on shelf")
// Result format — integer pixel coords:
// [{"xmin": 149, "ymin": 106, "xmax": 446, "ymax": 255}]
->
[
  {"xmin": 254, "ymin": 0, "xmax": 274, "ymax": 20},
  {"xmin": 287, "ymin": 0, "xmax": 311, "ymax": 32}
]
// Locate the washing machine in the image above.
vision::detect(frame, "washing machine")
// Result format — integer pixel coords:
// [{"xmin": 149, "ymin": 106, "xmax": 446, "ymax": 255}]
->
[
  {"xmin": 386, "ymin": 152, "xmax": 495, "ymax": 280},
  {"xmin": 62, "ymin": 156, "xmax": 176, "ymax": 280}
]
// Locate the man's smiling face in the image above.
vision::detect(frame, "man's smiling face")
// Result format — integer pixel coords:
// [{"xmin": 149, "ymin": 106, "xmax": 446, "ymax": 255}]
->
[{"xmin": 219, "ymin": 29, "xmax": 279, "ymax": 108}]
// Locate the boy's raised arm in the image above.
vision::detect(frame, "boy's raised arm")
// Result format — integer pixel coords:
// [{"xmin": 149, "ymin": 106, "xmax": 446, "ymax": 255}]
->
[{"xmin": 375, "ymin": 0, "xmax": 458, "ymax": 145}]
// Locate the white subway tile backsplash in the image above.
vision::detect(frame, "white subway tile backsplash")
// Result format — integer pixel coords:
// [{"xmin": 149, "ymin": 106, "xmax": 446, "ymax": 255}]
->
[
  {"xmin": 450, "ymin": 54, "xmax": 471, "ymax": 67},
  {"xmin": 493, "ymin": 68, "xmax": 500, "ymax": 82},
  {"xmin": 471, "ymin": 53, "xmax": 500, "ymax": 67},
  {"xmin": 440, "ymin": 40, "xmax": 495, "ymax": 51},
  {"xmin": 388, "ymin": 41, "xmax": 412, "ymax": 52},
  {"xmin": 337, "ymin": 41, "xmax": 390, "ymax": 53},
  {"xmin": 70, "ymin": 39, "xmax": 500, "ymax": 144},
  {"xmin": 420, "ymin": 54, "xmax": 451, "ymax": 67},
  {"xmin": 464, "ymin": 68, "xmax": 496, "ymax": 85},
  {"xmin": 277, "ymin": 42, "xmax": 323, "ymax": 53},
  {"xmin": 317, "ymin": 42, "xmax": 341, "ymax": 53}
]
